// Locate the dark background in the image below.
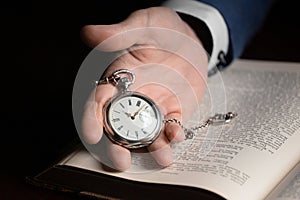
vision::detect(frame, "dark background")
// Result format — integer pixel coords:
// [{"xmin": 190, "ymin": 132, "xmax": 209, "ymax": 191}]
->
[{"xmin": 0, "ymin": 0, "xmax": 299, "ymax": 199}]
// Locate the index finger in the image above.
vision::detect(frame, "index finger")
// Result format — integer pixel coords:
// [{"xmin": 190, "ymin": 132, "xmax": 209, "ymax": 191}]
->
[{"xmin": 81, "ymin": 84, "xmax": 116, "ymax": 144}]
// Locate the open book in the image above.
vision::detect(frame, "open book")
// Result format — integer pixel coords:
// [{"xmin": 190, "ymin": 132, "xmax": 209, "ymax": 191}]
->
[{"xmin": 30, "ymin": 60, "xmax": 300, "ymax": 200}]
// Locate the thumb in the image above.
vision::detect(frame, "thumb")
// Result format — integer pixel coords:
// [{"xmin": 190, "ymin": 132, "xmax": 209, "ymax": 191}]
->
[
  {"xmin": 81, "ymin": 12, "xmax": 147, "ymax": 50},
  {"xmin": 80, "ymin": 24, "xmax": 124, "ymax": 49}
]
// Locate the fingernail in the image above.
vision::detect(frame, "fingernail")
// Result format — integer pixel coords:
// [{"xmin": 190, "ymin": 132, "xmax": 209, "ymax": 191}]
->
[
  {"xmin": 166, "ymin": 127, "xmax": 185, "ymax": 142},
  {"xmin": 152, "ymin": 147, "xmax": 173, "ymax": 167},
  {"xmin": 83, "ymin": 125, "xmax": 102, "ymax": 144},
  {"xmin": 108, "ymin": 144, "xmax": 131, "ymax": 171},
  {"xmin": 174, "ymin": 129, "xmax": 185, "ymax": 142}
]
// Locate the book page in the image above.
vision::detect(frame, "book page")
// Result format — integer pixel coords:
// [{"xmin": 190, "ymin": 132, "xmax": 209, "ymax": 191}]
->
[
  {"xmin": 63, "ymin": 60, "xmax": 300, "ymax": 200},
  {"xmin": 266, "ymin": 162, "xmax": 300, "ymax": 200},
  {"xmin": 275, "ymin": 171, "xmax": 300, "ymax": 200}
]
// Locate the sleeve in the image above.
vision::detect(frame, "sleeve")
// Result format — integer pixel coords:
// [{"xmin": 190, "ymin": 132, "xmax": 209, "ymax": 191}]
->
[{"xmin": 163, "ymin": 0, "xmax": 274, "ymax": 72}]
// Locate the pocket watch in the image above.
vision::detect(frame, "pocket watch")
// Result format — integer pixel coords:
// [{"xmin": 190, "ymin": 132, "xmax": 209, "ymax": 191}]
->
[
  {"xmin": 99, "ymin": 69, "xmax": 163, "ymax": 149},
  {"xmin": 96, "ymin": 69, "xmax": 237, "ymax": 149}
]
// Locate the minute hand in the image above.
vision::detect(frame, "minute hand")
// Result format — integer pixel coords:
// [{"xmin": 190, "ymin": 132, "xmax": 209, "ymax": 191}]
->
[{"xmin": 132, "ymin": 104, "xmax": 146, "ymax": 119}]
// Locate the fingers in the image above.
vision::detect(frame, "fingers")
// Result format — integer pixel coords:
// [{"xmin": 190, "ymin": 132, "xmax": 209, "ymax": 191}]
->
[
  {"xmin": 164, "ymin": 112, "xmax": 185, "ymax": 142},
  {"xmin": 80, "ymin": 10, "xmax": 148, "ymax": 50},
  {"xmin": 107, "ymin": 141, "xmax": 131, "ymax": 171},
  {"xmin": 81, "ymin": 89, "xmax": 103, "ymax": 144},
  {"xmin": 148, "ymin": 132, "xmax": 174, "ymax": 167},
  {"xmin": 81, "ymin": 24, "xmax": 127, "ymax": 49},
  {"xmin": 147, "ymin": 112, "xmax": 184, "ymax": 167},
  {"xmin": 82, "ymin": 83, "xmax": 117, "ymax": 144},
  {"xmin": 82, "ymin": 87, "xmax": 185, "ymax": 169},
  {"xmin": 82, "ymin": 85, "xmax": 132, "ymax": 171}
]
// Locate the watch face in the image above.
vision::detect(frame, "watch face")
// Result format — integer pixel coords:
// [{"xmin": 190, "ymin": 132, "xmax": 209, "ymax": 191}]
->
[{"xmin": 104, "ymin": 92, "xmax": 162, "ymax": 148}]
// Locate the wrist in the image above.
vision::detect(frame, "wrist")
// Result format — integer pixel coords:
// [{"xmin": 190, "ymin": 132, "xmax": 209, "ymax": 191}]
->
[
  {"xmin": 162, "ymin": 0, "xmax": 230, "ymax": 73},
  {"xmin": 178, "ymin": 12, "xmax": 212, "ymax": 59}
]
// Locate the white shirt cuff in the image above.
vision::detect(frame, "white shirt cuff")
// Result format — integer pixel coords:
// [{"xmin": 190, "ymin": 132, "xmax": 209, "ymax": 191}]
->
[{"xmin": 163, "ymin": 0, "xmax": 229, "ymax": 72}]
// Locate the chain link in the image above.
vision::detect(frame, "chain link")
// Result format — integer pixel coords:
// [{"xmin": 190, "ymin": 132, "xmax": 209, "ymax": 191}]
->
[
  {"xmin": 163, "ymin": 112, "xmax": 237, "ymax": 140},
  {"xmin": 96, "ymin": 69, "xmax": 135, "ymax": 87},
  {"xmin": 95, "ymin": 74, "xmax": 120, "ymax": 85}
]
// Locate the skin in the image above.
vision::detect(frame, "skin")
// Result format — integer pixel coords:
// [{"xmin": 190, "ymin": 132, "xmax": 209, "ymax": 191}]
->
[{"xmin": 80, "ymin": 7, "xmax": 208, "ymax": 171}]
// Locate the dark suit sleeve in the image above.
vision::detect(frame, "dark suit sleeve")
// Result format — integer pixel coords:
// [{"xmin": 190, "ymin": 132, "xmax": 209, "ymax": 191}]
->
[
  {"xmin": 199, "ymin": 0, "xmax": 274, "ymax": 59},
  {"xmin": 163, "ymin": 0, "xmax": 274, "ymax": 71}
]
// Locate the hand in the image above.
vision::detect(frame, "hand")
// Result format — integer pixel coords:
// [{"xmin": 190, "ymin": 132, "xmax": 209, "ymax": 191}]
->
[{"xmin": 81, "ymin": 7, "xmax": 208, "ymax": 171}]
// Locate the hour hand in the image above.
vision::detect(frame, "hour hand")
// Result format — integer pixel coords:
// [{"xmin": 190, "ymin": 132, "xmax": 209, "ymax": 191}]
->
[{"xmin": 123, "ymin": 111, "xmax": 132, "ymax": 118}]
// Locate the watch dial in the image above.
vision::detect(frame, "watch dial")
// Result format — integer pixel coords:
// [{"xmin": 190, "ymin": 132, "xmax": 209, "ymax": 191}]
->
[{"xmin": 107, "ymin": 94, "xmax": 160, "ymax": 141}]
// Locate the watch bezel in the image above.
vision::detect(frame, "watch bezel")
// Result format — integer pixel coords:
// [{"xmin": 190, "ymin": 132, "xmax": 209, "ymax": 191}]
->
[{"xmin": 103, "ymin": 91, "xmax": 163, "ymax": 149}]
